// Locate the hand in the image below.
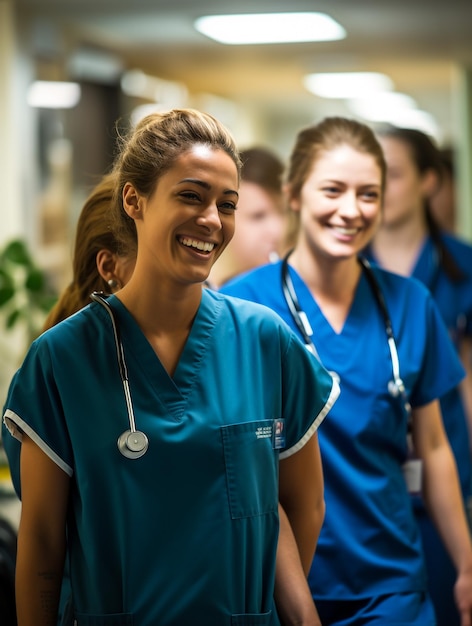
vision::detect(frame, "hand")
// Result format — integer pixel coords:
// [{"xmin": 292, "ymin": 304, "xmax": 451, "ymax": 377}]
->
[{"xmin": 455, "ymin": 566, "xmax": 472, "ymax": 626}]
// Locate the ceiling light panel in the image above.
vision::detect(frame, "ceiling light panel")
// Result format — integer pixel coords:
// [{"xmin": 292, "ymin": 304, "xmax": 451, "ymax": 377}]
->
[
  {"xmin": 304, "ymin": 72, "xmax": 394, "ymax": 99},
  {"xmin": 194, "ymin": 12, "xmax": 346, "ymax": 45}
]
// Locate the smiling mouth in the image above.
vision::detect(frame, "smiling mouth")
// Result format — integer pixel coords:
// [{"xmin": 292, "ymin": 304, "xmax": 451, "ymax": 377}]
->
[
  {"xmin": 179, "ymin": 236, "xmax": 216, "ymax": 254},
  {"xmin": 332, "ymin": 226, "xmax": 359, "ymax": 236}
]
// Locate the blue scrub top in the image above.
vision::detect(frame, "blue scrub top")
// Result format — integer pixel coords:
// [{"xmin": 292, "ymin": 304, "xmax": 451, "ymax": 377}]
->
[
  {"xmin": 2, "ymin": 288, "xmax": 338, "ymax": 625},
  {"xmin": 221, "ymin": 261, "xmax": 464, "ymax": 601},
  {"xmin": 365, "ymin": 233, "xmax": 472, "ymax": 498}
]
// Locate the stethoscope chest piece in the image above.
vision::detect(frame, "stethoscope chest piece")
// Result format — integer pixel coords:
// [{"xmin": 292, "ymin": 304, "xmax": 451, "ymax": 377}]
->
[{"xmin": 118, "ymin": 429, "xmax": 149, "ymax": 459}]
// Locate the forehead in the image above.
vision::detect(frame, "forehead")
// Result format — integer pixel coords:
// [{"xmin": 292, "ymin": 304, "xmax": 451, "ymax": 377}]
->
[
  {"xmin": 309, "ymin": 144, "xmax": 382, "ymax": 180},
  {"xmin": 169, "ymin": 144, "xmax": 238, "ymax": 181},
  {"xmin": 378, "ymin": 136, "xmax": 412, "ymax": 162}
]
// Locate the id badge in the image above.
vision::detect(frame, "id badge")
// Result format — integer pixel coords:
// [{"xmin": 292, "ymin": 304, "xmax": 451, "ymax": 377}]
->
[
  {"xmin": 273, "ymin": 419, "xmax": 285, "ymax": 450},
  {"xmin": 402, "ymin": 433, "xmax": 423, "ymax": 494},
  {"xmin": 402, "ymin": 458, "xmax": 423, "ymax": 494}
]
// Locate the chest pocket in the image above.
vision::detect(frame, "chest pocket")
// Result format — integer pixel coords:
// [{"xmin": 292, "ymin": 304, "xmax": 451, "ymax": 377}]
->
[{"xmin": 221, "ymin": 420, "xmax": 279, "ymax": 520}]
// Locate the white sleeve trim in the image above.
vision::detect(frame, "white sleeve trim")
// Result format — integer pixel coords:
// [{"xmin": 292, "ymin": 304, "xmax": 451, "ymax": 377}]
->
[
  {"xmin": 3, "ymin": 409, "xmax": 73, "ymax": 477},
  {"xmin": 279, "ymin": 376, "xmax": 340, "ymax": 460}
]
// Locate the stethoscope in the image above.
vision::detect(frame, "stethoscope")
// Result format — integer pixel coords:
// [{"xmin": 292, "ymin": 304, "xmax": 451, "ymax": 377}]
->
[
  {"xmin": 281, "ymin": 252, "xmax": 412, "ymax": 422},
  {"xmin": 90, "ymin": 292, "xmax": 149, "ymax": 459}
]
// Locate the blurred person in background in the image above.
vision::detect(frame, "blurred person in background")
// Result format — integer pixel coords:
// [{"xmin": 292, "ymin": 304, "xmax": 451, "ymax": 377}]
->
[
  {"xmin": 365, "ymin": 126, "xmax": 472, "ymax": 626},
  {"xmin": 42, "ymin": 171, "xmax": 135, "ymax": 329},
  {"xmin": 209, "ymin": 146, "xmax": 287, "ymax": 288}
]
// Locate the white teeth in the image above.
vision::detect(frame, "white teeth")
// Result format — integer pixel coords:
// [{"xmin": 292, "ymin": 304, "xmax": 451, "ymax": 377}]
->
[
  {"xmin": 180, "ymin": 237, "xmax": 215, "ymax": 252},
  {"xmin": 334, "ymin": 227, "xmax": 357, "ymax": 235}
]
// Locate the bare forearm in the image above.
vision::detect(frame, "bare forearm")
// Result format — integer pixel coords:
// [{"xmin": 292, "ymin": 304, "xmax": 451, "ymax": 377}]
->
[
  {"xmin": 283, "ymin": 498, "xmax": 324, "ymax": 575},
  {"xmin": 422, "ymin": 443, "xmax": 472, "ymax": 572},
  {"xmin": 16, "ymin": 528, "xmax": 65, "ymax": 625},
  {"xmin": 275, "ymin": 505, "xmax": 321, "ymax": 626}
]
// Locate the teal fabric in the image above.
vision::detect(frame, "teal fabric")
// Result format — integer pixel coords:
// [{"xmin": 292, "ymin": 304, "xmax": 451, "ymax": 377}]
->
[{"xmin": 3, "ymin": 289, "xmax": 336, "ymax": 625}]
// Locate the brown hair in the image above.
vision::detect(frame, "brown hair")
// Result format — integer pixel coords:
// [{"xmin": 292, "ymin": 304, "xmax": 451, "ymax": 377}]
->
[
  {"xmin": 377, "ymin": 126, "xmax": 463, "ymax": 282},
  {"xmin": 42, "ymin": 172, "xmax": 131, "ymax": 330},
  {"xmin": 239, "ymin": 146, "xmax": 284, "ymax": 195},
  {"xmin": 285, "ymin": 117, "xmax": 386, "ymax": 247},
  {"xmin": 110, "ymin": 108, "xmax": 242, "ymax": 253}
]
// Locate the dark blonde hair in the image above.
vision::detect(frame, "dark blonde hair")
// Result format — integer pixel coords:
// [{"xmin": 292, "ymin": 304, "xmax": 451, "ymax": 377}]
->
[
  {"xmin": 110, "ymin": 108, "xmax": 242, "ymax": 252},
  {"xmin": 285, "ymin": 117, "xmax": 386, "ymax": 246},
  {"xmin": 42, "ymin": 172, "xmax": 133, "ymax": 330}
]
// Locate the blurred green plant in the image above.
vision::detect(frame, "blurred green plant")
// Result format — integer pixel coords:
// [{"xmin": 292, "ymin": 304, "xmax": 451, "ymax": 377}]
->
[{"xmin": 0, "ymin": 239, "xmax": 57, "ymax": 340}]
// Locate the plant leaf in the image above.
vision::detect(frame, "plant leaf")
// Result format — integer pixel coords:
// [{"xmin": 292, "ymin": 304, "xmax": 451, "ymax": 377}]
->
[{"xmin": 3, "ymin": 240, "xmax": 32, "ymax": 266}]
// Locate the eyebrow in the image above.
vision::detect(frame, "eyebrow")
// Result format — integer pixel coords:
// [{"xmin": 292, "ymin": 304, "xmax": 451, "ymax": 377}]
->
[{"xmin": 179, "ymin": 178, "xmax": 239, "ymax": 198}]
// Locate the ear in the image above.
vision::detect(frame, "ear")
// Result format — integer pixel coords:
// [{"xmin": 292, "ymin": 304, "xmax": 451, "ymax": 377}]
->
[
  {"xmin": 284, "ymin": 183, "xmax": 301, "ymax": 212},
  {"xmin": 96, "ymin": 248, "xmax": 120, "ymax": 283},
  {"xmin": 421, "ymin": 168, "xmax": 440, "ymax": 198},
  {"xmin": 123, "ymin": 182, "xmax": 143, "ymax": 220}
]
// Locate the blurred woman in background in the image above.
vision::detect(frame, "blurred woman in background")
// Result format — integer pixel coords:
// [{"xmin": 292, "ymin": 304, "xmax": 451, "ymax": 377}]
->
[{"xmin": 365, "ymin": 126, "xmax": 472, "ymax": 626}]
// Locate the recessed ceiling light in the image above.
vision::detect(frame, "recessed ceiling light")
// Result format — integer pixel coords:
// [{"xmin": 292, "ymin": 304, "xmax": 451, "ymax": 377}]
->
[
  {"xmin": 348, "ymin": 93, "xmax": 417, "ymax": 121},
  {"xmin": 194, "ymin": 12, "xmax": 346, "ymax": 45},
  {"xmin": 304, "ymin": 72, "xmax": 394, "ymax": 99},
  {"xmin": 27, "ymin": 81, "xmax": 81, "ymax": 109}
]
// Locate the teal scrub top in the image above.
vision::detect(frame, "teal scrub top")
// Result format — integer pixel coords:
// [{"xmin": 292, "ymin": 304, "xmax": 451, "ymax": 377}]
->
[
  {"xmin": 3, "ymin": 288, "xmax": 338, "ymax": 625},
  {"xmin": 221, "ymin": 261, "xmax": 465, "ymax": 601}
]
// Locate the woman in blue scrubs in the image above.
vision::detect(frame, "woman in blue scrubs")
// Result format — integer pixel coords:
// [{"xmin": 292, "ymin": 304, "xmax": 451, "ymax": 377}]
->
[
  {"xmin": 3, "ymin": 109, "xmax": 338, "ymax": 626},
  {"xmin": 364, "ymin": 126, "xmax": 472, "ymax": 626},
  {"xmin": 221, "ymin": 116, "xmax": 472, "ymax": 625}
]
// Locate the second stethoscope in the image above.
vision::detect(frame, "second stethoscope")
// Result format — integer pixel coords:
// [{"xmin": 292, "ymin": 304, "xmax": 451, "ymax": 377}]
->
[
  {"xmin": 281, "ymin": 252, "xmax": 412, "ymax": 421},
  {"xmin": 90, "ymin": 291, "xmax": 149, "ymax": 459}
]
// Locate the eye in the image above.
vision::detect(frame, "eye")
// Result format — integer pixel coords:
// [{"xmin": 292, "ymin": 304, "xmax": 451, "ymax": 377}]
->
[
  {"xmin": 322, "ymin": 185, "xmax": 341, "ymax": 197},
  {"xmin": 179, "ymin": 191, "xmax": 201, "ymax": 202},
  {"xmin": 360, "ymin": 189, "xmax": 380, "ymax": 202},
  {"xmin": 218, "ymin": 200, "xmax": 238, "ymax": 214}
]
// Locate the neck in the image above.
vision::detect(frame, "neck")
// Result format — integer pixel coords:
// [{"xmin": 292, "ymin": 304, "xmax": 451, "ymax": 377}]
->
[
  {"xmin": 288, "ymin": 244, "xmax": 362, "ymax": 334},
  {"xmin": 288, "ymin": 244, "xmax": 361, "ymax": 305},
  {"xmin": 371, "ymin": 211, "xmax": 427, "ymax": 275},
  {"xmin": 117, "ymin": 275, "xmax": 202, "ymax": 336}
]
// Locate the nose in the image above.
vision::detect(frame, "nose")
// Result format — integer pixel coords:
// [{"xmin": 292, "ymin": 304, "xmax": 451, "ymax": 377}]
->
[
  {"xmin": 338, "ymin": 191, "xmax": 361, "ymax": 217},
  {"xmin": 196, "ymin": 202, "xmax": 223, "ymax": 231}
]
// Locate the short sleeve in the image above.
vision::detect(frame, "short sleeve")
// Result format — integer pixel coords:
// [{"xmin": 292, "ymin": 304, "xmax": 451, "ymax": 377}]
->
[{"xmin": 2, "ymin": 338, "xmax": 73, "ymax": 477}]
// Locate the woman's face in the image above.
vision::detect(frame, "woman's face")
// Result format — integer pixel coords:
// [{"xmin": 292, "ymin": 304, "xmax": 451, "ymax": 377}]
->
[
  {"xmin": 292, "ymin": 144, "xmax": 382, "ymax": 261},
  {"xmin": 227, "ymin": 180, "xmax": 286, "ymax": 272},
  {"xmin": 378, "ymin": 136, "xmax": 426, "ymax": 227},
  {"xmin": 125, "ymin": 145, "xmax": 239, "ymax": 285}
]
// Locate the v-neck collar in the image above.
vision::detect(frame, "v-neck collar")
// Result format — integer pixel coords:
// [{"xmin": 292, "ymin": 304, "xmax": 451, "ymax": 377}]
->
[
  {"xmin": 287, "ymin": 263, "xmax": 367, "ymax": 338},
  {"xmin": 106, "ymin": 290, "xmax": 221, "ymax": 419}
]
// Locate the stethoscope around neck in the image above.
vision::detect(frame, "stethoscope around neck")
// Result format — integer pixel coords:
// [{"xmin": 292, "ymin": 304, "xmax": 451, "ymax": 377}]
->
[
  {"xmin": 90, "ymin": 291, "xmax": 149, "ymax": 459},
  {"xmin": 281, "ymin": 252, "xmax": 412, "ymax": 422}
]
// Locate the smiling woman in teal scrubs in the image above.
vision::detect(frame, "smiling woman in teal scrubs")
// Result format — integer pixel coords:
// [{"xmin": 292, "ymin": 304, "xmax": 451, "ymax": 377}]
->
[
  {"xmin": 221, "ymin": 116, "xmax": 472, "ymax": 625},
  {"xmin": 2, "ymin": 109, "xmax": 338, "ymax": 626}
]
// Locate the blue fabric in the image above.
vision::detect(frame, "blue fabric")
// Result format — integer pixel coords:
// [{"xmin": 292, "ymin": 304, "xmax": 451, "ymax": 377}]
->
[
  {"xmin": 365, "ymin": 233, "xmax": 472, "ymax": 625},
  {"xmin": 2, "ymin": 288, "xmax": 337, "ymax": 626},
  {"xmin": 221, "ymin": 261, "xmax": 464, "ymax": 606},
  {"xmin": 365, "ymin": 234, "xmax": 472, "ymax": 497},
  {"xmin": 316, "ymin": 591, "xmax": 436, "ymax": 626}
]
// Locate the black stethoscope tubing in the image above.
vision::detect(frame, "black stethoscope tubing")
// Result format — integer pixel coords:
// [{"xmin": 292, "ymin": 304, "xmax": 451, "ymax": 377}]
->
[
  {"xmin": 281, "ymin": 252, "xmax": 412, "ymax": 422},
  {"xmin": 90, "ymin": 292, "xmax": 149, "ymax": 459}
]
